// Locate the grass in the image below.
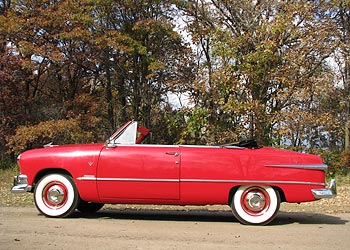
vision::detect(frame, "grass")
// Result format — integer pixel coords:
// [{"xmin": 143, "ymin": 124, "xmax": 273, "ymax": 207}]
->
[{"xmin": 0, "ymin": 168, "xmax": 34, "ymax": 207}]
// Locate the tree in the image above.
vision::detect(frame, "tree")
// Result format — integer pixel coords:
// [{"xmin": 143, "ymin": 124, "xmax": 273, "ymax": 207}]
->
[
  {"xmin": 180, "ymin": 0, "xmax": 337, "ymax": 146},
  {"xmin": 329, "ymin": 0, "xmax": 350, "ymax": 152},
  {"xmin": 1, "ymin": 0, "xmax": 195, "ymax": 159}
]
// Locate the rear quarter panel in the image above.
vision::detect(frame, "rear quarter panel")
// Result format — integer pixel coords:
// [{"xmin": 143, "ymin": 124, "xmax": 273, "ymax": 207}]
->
[
  {"xmin": 180, "ymin": 146, "xmax": 248, "ymax": 204},
  {"xmin": 179, "ymin": 146, "xmax": 326, "ymax": 204}
]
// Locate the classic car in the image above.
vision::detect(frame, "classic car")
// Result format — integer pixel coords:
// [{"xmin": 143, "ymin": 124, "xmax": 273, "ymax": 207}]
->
[{"xmin": 12, "ymin": 121, "xmax": 336, "ymax": 225}]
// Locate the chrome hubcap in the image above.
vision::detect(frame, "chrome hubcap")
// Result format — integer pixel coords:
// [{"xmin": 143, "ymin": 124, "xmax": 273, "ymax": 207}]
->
[
  {"xmin": 47, "ymin": 185, "xmax": 65, "ymax": 205},
  {"xmin": 245, "ymin": 191, "xmax": 266, "ymax": 212}
]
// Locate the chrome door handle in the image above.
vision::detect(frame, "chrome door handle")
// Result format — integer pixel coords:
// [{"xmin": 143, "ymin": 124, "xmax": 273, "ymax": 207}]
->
[{"xmin": 165, "ymin": 152, "xmax": 179, "ymax": 156}]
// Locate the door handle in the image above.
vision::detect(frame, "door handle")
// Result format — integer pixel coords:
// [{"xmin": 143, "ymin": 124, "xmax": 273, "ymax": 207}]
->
[{"xmin": 165, "ymin": 152, "xmax": 179, "ymax": 156}]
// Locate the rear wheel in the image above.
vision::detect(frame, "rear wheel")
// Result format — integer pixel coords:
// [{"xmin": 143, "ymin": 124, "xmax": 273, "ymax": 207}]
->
[
  {"xmin": 34, "ymin": 173, "xmax": 79, "ymax": 218},
  {"xmin": 77, "ymin": 200, "xmax": 104, "ymax": 214},
  {"xmin": 231, "ymin": 185, "xmax": 280, "ymax": 225}
]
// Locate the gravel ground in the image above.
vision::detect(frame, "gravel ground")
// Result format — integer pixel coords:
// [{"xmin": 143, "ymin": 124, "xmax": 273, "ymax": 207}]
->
[
  {"xmin": 2, "ymin": 206, "xmax": 350, "ymax": 250},
  {"xmin": 2, "ymin": 170, "xmax": 349, "ymax": 250}
]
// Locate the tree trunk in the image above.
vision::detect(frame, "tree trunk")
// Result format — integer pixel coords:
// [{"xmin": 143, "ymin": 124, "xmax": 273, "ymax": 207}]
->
[
  {"xmin": 105, "ymin": 48, "xmax": 114, "ymax": 131},
  {"xmin": 346, "ymin": 122, "xmax": 349, "ymax": 151}
]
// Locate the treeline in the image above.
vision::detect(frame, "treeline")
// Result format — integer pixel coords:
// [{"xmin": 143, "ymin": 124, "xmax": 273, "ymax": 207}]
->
[{"xmin": 0, "ymin": 0, "xmax": 349, "ymax": 174}]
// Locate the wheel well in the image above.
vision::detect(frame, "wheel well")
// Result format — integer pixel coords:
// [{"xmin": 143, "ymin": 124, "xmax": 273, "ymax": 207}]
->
[
  {"xmin": 228, "ymin": 185, "xmax": 287, "ymax": 205},
  {"xmin": 32, "ymin": 169, "xmax": 73, "ymax": 190},
  {"xmin": 272, "ymin": 186, "xmax": 286, "ymax": 202},
  {"xmin": 228, "ymin": 186, "xmax": 240, "ymax": 205}
]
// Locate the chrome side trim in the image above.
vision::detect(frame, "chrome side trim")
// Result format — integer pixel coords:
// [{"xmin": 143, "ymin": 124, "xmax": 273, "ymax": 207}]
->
[
  {"xmin": 77, "ymin": 176, "xmax": 179, "ymax": 182},
  {"xmin": 182, "ymin": 179, "xmax": 325, "ymax": 186},
  {"xmin": 312, "ymin": 179, "xmax": 337, "ymax": 199},
  {"xmin": 98, "ymin": 178, "xmax": 179, "ymax": 182},
  {"xmin": 76, "ymin": 176, "xmax": 324, "ymax": 186},
  {"xmin": 265, "ymin": 164, "xmax": 328, "ymax": 170},
  {"xmin": 76, "ymin": 175, "xmax": 97, "ymax": 181}
]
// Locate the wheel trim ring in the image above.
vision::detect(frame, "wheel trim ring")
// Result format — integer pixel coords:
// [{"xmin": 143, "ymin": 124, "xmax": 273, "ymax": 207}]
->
[
  {"xmin": 42, "ymin": 181, "xmax": 68, "ymax": 210},
  {"xmin": 240, "ymin": 187, "xmax": 270, "ymax": 216},
  {"xmin": 233, "ymin": 185, "xmax": 279, "ymax": 225}
]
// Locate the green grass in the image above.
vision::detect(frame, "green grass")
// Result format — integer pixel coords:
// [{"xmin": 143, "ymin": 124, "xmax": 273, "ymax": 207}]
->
[
  {"xmin": 333, "ymin": 174, "xmax": 350, "ymax": 185},
  {"xmin": 0, "ymin": 168, "xmax": 34, "ymax": 207}
]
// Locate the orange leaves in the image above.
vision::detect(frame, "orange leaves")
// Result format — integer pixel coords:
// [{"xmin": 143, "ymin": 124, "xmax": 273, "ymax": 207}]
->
[{"xmin": 6, "ymin": 117, "xmax": 99, "ymax": 155}]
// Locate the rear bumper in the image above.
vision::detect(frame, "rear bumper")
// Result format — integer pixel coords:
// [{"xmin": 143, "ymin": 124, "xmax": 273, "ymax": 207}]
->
[
  {"xmin": 311, "ymin": 179, "xmax": 337, "ymax": 199},
  {"xmin": 11, "ymin": 174, "xmax": 32, "ymax": 193}
]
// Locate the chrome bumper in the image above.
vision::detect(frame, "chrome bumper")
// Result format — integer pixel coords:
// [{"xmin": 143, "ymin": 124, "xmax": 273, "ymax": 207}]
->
[
  {"xmin": 11, "ymin": 174, "xmax": 32, "ymax": 193},
  {"xmin": 312, "ymin": 179, "xmax": 337, "ymax": 199}
]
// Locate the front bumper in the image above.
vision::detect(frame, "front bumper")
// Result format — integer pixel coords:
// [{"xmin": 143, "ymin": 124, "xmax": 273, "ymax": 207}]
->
[
  {"xmin": 11, "ymin": 174, "xmax": 32, "ymax": 193},
  {"xmin": 311, "ymin": 179, "xmax": 337, "ymax": 199}
]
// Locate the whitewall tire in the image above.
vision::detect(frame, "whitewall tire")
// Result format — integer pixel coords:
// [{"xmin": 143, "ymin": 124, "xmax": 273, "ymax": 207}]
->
[
  {"xmin": 34, "ymin": 174, "xmax": 79, "ymax": 218},
  {"xmin": 231, "ymin": 185, "xmax": 280, "ymax": 225}
]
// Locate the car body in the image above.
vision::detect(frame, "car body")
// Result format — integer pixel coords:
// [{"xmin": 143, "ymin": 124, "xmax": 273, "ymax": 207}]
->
[{"xmin": 12, "ymin": 121, "xmax": 336, "ymax": 225}]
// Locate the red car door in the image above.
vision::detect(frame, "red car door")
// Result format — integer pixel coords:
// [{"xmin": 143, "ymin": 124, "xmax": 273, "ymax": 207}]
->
[{"xmin": 97, "ymin": 145, "xmax": 180, "ymax": 201}]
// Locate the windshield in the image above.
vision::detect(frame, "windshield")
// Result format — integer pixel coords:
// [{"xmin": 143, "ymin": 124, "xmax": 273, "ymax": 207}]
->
[{"xmin": 108, "ymin": 121, "xmax": 150, "ymax": 145}]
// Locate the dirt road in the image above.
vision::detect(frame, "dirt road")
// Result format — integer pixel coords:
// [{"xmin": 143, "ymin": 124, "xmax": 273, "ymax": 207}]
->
[{"xmin": 1, "ymin": 206, "xmax": 349, "ymax": 250}]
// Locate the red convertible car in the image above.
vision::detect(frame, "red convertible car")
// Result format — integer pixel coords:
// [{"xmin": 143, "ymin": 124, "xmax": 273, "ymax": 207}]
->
[{"xmin": 12, "ymin": 121, "xmax": 336, "ymax": 225}]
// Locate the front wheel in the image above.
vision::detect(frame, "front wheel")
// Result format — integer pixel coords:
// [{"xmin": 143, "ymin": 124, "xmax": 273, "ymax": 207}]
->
[
  {"xmin": 34, "ymin": 173, "xmax": 79, "ymax": 218},
  {"xmin": 231, "ymin": 185, "xmax": 280, "ymax": 225}
]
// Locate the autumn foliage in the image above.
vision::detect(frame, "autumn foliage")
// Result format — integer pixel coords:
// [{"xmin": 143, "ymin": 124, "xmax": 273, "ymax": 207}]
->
[{"xmin": 0, "ymin": 0, "xmax": 349, "ymax": 174}]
